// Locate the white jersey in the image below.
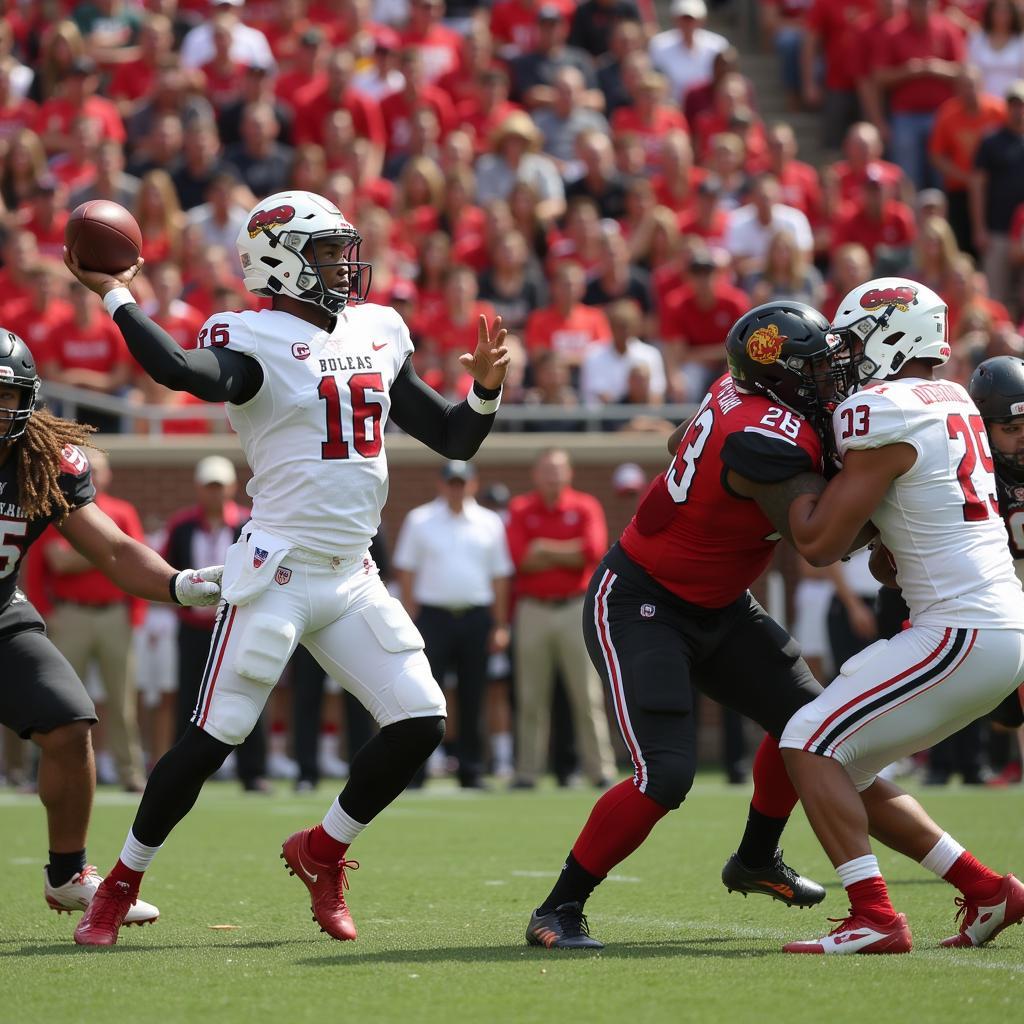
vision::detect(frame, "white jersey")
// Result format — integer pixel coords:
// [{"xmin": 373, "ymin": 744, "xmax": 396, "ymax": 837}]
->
[
  {"xmin": 202, "ymin": 303, "xmax": 414, "ymax": 558},
  {"xmin": 834, "ymin": 377, "xmax": 1024, "ymax": 630}
]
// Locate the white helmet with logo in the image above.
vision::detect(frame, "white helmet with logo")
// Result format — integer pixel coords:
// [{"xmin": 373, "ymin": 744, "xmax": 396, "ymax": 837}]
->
[
  {"xmin": 236, "ymin": 190, "xmax": 371, "ymax": 315},
  {"xmin": 829, "ymin": 277, "xmax": 949, "ymax": 393}
]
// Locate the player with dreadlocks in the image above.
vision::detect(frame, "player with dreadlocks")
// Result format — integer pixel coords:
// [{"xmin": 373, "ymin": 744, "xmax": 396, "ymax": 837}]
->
[{"xmin": 0, "ymin": 327, "xmax": 225, "ymax": 929}]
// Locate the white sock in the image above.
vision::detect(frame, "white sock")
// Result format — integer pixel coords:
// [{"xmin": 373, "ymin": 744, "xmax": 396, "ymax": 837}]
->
[
  {"xmin": 492, "ymin": 732, "xmax": 513, "ymax": 772},
  {"xmin": 836, "ymin": 854, "xmax": 882, "ymax": 888},
  {"xmin": 920, "ymin": 832, "xmax": 965, "ymax": 878},
  {"xmin": 322, "ymin": 799, "xmax": 367, "ymax": 845},
  {"xmin": 119, "ymin": 830, "xmax": 162, "ymax": 873}
]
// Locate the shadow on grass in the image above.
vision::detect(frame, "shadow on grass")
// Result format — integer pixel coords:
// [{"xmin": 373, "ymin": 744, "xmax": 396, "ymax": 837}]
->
[
  {"xmin": 0, "ymin": 938, "xmax": 315, "ymax": 957},
  {"xmin": 293, "ymin": 937, "xmax": 775, "ymax": 967}
]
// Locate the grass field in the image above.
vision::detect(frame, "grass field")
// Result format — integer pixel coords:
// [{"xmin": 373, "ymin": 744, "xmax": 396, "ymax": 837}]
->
[{"xmin": 2, "ymin": 777, "xmax": 1022, "ymax": 1024}]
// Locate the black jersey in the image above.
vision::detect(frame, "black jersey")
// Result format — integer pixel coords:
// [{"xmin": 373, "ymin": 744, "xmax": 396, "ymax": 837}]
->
[
  {"xmin": 0, "ymin": 444, "xmax": 95, "ymax": 610},
  {"xmin": 996, "ymin": 470, "xmax": 1024, "ymax": 562}
]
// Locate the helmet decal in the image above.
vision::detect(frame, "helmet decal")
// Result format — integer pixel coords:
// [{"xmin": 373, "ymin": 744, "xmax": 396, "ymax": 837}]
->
[
  {"xmin": 746, "ymin": 324, "xmax": 787, "ymax": 364},
  {"xmin": 246, "ymin": 204, "xmax": 296, "ymax": 238},
  {"xmin": 859, "ymin": 284, "xmax": 917, "ymax": 313}
]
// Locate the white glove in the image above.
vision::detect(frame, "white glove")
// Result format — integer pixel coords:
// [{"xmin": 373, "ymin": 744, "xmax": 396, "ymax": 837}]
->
[{"xmin": 172, "ymin": 566, "xmax": 224, "ymax": 607}]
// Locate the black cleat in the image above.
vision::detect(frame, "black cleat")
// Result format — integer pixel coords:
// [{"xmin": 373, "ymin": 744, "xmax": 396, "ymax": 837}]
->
[
  {"xmin": 526, "ymin": 902, "xmax": 604, "ymax": 949},
  {"xmin": 722, "ymin": 849, "xmax": 826, "ymax": 908}
]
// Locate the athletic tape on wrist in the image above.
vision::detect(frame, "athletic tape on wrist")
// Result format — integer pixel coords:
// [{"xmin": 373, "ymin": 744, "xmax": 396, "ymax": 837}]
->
[
  {"xmin": 467, "ymin": 382, "xmax": 501, "ymax": 415},
  {"xmin": 103, "ymin": 287, "xmax": 135, "ymax": 317}
]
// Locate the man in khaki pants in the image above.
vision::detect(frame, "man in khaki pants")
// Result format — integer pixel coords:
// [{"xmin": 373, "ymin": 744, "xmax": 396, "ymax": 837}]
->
[
  {"xmin": 506, "ymin": 449, "xmax": 616, "ymax": 788},
  {"xmin": 26, "ymin": 451, "xmax": 146, "ymax": 791}
]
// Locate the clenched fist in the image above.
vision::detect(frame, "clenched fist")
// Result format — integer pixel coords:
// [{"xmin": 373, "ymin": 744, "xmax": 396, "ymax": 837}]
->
[{"xmin": 171, "ymin": 566, "xmax": 224, "ymax": 607}]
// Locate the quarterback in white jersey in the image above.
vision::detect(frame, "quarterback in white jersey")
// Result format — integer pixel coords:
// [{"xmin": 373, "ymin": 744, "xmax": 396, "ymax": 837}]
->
[
  {"xmin": 64, "ymin": 190, "xmax": 510, "ymax": 947},
  {"xmin": 773, "ymin": 278, "xmax": 1024, "ymax": 956}
]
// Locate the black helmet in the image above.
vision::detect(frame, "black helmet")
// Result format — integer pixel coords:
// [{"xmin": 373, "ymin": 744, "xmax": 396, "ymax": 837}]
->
[
  {"xmin": 969, "ymin": 355, "xmax": 1024, "ymax": 480},
  {"xmin": 0, "ymin": 329, "xmax": 40, "ymax": 442},
  {"xmin": 725, "ymin": 301, "xmax": 840, "ymax": 424}
]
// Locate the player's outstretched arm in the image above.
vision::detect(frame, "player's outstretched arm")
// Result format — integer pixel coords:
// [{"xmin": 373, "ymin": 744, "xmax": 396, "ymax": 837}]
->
[
  {"xmin": 63, "ymin": 249, "xmax": 263, "ymax": 404},
  {"xmin": 389, "ymin": 315, "xmax": 509, "ymax": 459},
  {"xmin": 730, "ymin": 470, "xmax": 827, "ymax": 545},
  {"xmin": 57, "ymin": 502, "xmax": 222, "ymax": 606}
]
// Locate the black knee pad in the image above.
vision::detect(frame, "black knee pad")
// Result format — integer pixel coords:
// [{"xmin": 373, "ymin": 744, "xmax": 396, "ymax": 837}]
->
[
  {"xmin": 643, "ymin": 757, "xmax": 696, "ymax": 810},
  {"xmin": 172, "ymin": 723, "xmax": 235, "ymax": 778},
  {"xmin": 381, "ymin": 716, "xmax": 446, "ymax": 759}
]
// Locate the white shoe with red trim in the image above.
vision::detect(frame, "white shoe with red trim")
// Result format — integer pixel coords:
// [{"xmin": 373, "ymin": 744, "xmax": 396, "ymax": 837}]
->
[
  {"xmin": 783, "ymin": 912, "xmax": 912, "ymax": 954},
  {"xmin": 940, "ymin": 874, "xmax": 1024, "ymax": 948},
  {"xmin": 45, "ymin": 866, "xmax": 159, "ymax": 925}
]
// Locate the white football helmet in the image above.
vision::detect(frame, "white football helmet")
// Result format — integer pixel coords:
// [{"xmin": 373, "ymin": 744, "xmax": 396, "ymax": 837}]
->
[
  {"xmin": 829, "ymin": 277, "xmax": 949, "ymax": 394},
  {"xmin": 236, "ymin": 190, "xmax": 371, "ymax": 314}
]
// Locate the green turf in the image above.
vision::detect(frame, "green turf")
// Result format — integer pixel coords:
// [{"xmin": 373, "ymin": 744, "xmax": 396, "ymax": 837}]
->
[{"xmin": 2, "ymin": 778, "xmax": 1022, "ymax": 1024}]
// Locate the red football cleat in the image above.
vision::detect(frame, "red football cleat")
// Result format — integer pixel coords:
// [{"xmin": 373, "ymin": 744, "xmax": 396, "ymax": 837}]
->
[
  {"xmin": 940, "ymin": 874, "xmax": 1024, "ymax": 948},
  {"xmin": 281, "ymin": 829, "xmax": 359, "ymax": 941},
  {"xmin": 783, "ymin": 912, "xmax": 912, "ymax": 955},
  {"xmin": 73, "ymin": 877, "xmax": 137, "ymax": 946}
]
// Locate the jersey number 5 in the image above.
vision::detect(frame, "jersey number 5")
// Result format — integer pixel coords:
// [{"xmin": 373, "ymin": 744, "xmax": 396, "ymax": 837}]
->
[
  {"xmin": 947, "ymin": 412, "xmax": 999, "ymax": 522},
  {"xmin": 318, "ymin": 373, "xmax": 385, "ymax": 460},
  {"xmin": 0, "ymin": 518, "xmax": 28, "ymax": 579}
]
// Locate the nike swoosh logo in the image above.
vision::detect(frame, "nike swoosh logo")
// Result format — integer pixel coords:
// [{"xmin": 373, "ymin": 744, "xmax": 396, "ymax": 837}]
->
[
  {"xmin": 372, "ymin": 342, "xmax": 387, "ymax": 351},
  {"xmin": 832, "ymin": 930, "xmax": 870, "ymax": 945},
  {"xmin": 297, "ymin": 850, "xmax": 318, "ymax": 883}
]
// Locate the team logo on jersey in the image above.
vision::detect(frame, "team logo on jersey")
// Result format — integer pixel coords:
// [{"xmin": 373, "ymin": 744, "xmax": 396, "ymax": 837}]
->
[
  {"xmin": 860, "ymin": 284, "xmax": 917, "ymax": 312},
  {"xmin": 292, "ymin": 342, "xmax": 311, "ymax": 360},
  {"xmin": 746, "ymin": 324, "xmax": 786, "ymax": 364},
  {"xmin": 275, "ymin": 566, "xmax": 292, "ymax": 586},
  {"xmin": 246, "ymin": 204, "xmax": 296, "ymax": 238},
  {"xmin": 253, "ymin": 546, "xmax": 269, "ymax": 568},
  {"xmin": 640, "ymin": 603, "xmax": 656, "ymax": 619}
]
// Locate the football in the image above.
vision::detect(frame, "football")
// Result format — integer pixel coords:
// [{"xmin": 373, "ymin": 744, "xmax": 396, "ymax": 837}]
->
[{"xmin": 65, "ymin": 200, "xmax": 143, "ymax": 274}]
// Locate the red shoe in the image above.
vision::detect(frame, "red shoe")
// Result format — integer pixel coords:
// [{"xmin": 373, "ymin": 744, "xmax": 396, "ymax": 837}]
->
[
  {"xmin": 940, "ymin": 874, "xmax": 1024, "ymax": 948},
  {"xmin": 281, "ymin": 829, "xmax": 359, "ymax": 941},
  {"xmin": 783, "ymin": 912, "xmax": 912, "ymax": 955},
  {"xmin": 985, "ymin": 763, "xmax": 1022, "ymax": 788},
  {"xmin": 73, "ymin": 877, "xmax": 137, "ymax": 946}
]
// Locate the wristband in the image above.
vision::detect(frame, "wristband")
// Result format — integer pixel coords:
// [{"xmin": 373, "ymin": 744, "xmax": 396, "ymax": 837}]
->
[
  {"xmin": 103, "ymin": 287, "xmax": 135, "ymax": 317},
  {"xmin": 467, "ymin": 380, "xmax": 502, "ymax": 416},
  {"xmin": 168, "ymin": 572, "xmax": 181, "ymax": 604}
]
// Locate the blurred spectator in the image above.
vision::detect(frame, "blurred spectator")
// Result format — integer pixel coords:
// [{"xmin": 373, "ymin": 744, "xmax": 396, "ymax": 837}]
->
[
  {"xmin": 163, "ymin": 456, "xmax": 268, "ymax": 791},
  {"xmin": 762, "ymin": 0, "xmax": 810, "ymax": 109},
  {"xmin": 825, "ymin": 551, "xmax": 879, "ymax": 676},
  {"xmin": 650, "ymin": 129, "xmax": 701, "ymax": 213},
  {"xmin": 277, "ymin": 26, "xmax": 329, "ymax": 103},
  {"xmin": 703, "ymin": 130, "xmax": 750, "ymax": 209},
  {"xmin": 743, "ymin": 228, "xmax": 825, "ymax": 307},
  {"xmin": 171, "ymin": 119, "xmax": 243, "ymax": 211},
  {"xmin": 972, "ymin": 79, "xmax": 1024, "ymax": 305},
  {"xmin": 380, "ymin": 48, "xmax": 456, "ymax": 171},
  {"xmin": 1, "ymin": 128, "xmax": 48, "ymax": 210},
  {"xmin": 224, "ymin": 102, "xmax": 293, "ymax": 198},
  {"xmin": 0, "ymin": 23, "xmax": 34, "ymax": 104},
  {"xmin": 19, "ymin": 175, "xmax": 70, "ymax": 260},
  {"xmin": 437, "ymin": 20, "xmax": 499, "ymax": 113},
  {"xmin": 43, "ymin": 283, "xmax": 132, "ymax": 434},
  {"xmin": 821, "ymin": 242, "xmax": 872, "ymax": 319},
  {"xmin": 30, "ymin": 21, "xmax": 86, "ymax": 105},
  {"xmin": 145, "ymin": 262, "xmax": 205, "ymax": 350},
  {"xmin": 219, "ymin": 65, "xmax": 294, "ymax": 149},
  {"xmin": 0, "ymin": 231, "xmax": 40, "ymax": 320},
  {"xmin": 72, "ymin": 0, "xmax": 143, "ymax": 66},
  {"xmin": 69, "ymin": 138, "xmax": 141, "ymax": 209},
  {"xmin": 765, "ymin": 122, "xmax": 823, "ymax": 226},
  {"xmin": 907, "ymin": 214, "xmax": 961, "ymax": 293},
  {"xmin": 831, "ymin": 169, "xmax": 916, "ymax": 269},
  {"xmin": 478, "ymin": 229, "xmax": 548, "ymax": 333},
  {"xmin": 724, "ymin": 172, "xmax": 813, "ymax": 277},
  {"xmin": 683, "ymin": 45, "xmax": 752, "ymax": 127},
  {"xmin": 930, "ymin": 67, "xmax": 1007, "ymax": 253},
  {"xmin": 420, "ymin": 264, "xmax": 496, "ymax": 362},
  {"xmin": 394, "ymin": 459, "xmax": 514, "ymax": 788},
  {"xmin": 874, "ymin": 0, "xmax": 964, "ymax": 189},
  {"xmin": 397, "ymin": 0, "xmax": 461, "ymax": 82},
  {"xmin": 677, "ymin": 174, "xmax": 730, "ymax": 247},
  {"xmin": 967, "ymin": 0, "xmax": 1024, "ymax": 100},
  {"xmin": 945, "ymin": 252, "xmax": 1012, "ymax": 338},
  {"xmin": 692, "ymin": 71, "xmax": 764, "ymax": 169},
  {"xmin": 534, "ymin": 67, "xmax": 609, "ymax": 173},
  {"xmin": 186, "ymin": 171, "xmax": 250, "ymax": 253},
  {"xmin": 570, "ymin": 0, "xmax": 642, "ymax": 58},
  {"xmin": 831, "ymin": 121, "xmax": 905, "ymax": 205},
  {"xmin": 28, "ymin": 450, "xmax": 146, "ymax": 791},
  {"xmin": 595, "ymin": 17, "xmax": 647, "ymax": 115},
  {"xmin": 649, "ymin": 0, "xmax": 727, "ymax": 106},
  {"xmin": 124, "ymin": 65, "xmax": 214, "ymax": 151},
  {"xmin": 106, "ymin": 13, "xmax": 175, "ymax": 115},
  {"xmin": 33, "ymin": 56, "xmax": 125, "ymax": 155},
  {"xmin": 179, "ymin": 0, "xmax": 274, "ymax": 71},
  {"xmin": 584, "ymin": 225, "xmax": 653, "ymax": 313},
  {"xmin": 526, "ymin": 261, "xmax": 612, "ymax": 370},
  {"xmin": 505, "ymin": 448, "xmax": 616, "ymax": 787},
  {"xmin": 522, "ymin": 349, "xmax": 581, "ymax": 429},
  {"xmin": 611, "ymin": 70, "xmax": 688, "ymax": 172},
  {"xmin": 4, "ymin": 262, "xmax": 72, "ymax": 362},
  {"xmin": 579, "ymin": 298, "xmax": 666, "ymax": 405},
  {"xmin": 135, "ymin": 168, "xmax": 185, "ymax": 264},
  {"xmin": 565, "ymin": 130, "xmax": 628, "ymax": 220},
  {"xmin": 476, "ymin": 110, "xmax": 566, "ymax": 221},
  {"xmin": 126, "ymin": 111, "xmax": 184, "ymax": 180},
  {"xmin": 0, "ymin": 57, "xmax": 38, "ymax": 143},
  {"xmin": 508, "ymin": 5, "xmax": 599, "ymax": 109}
]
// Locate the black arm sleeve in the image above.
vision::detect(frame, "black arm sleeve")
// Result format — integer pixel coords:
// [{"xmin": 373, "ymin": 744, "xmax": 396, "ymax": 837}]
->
[
  {"xmin": 720, "ymin": 431, "xmax": 814, "ymax": 484},
  {"xmin": 112, "ymin": 303, "xmax": 264, "ymax": 404},
  {"xmin": 388, "ymin": 356, "xmax": 498, "ymax": 460}
]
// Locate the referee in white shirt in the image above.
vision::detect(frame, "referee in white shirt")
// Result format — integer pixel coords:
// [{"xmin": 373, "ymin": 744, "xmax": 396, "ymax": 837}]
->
[{"xmin": 394, "ymin": 461, "xmax": 514, "ymax": 789}]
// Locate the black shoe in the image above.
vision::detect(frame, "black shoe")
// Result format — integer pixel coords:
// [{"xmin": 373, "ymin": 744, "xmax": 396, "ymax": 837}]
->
[
  {"xmin": 721, "ymin": 849, "xmax": 826, "ymax": 908},
  {"xmin": 509, "ymin": 778, "xmax": 536, "ymax": 790},
  {"xmin": 459, "ymin": 777, "xmax": 491, "ymax": 790},
  {"xmin": 526, "ymin": 902, "xmax": 604, "ymax": 949}
]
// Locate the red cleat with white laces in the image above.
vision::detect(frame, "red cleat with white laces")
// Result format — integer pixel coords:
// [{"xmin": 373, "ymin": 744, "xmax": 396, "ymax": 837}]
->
[
  {"xmin": 73, "ymin": 877, "xmax": 140, "ymax": 946},
  {"xmin": 783, "ymin": 912, "xmax": 913, "ymax": 955},
  {"xmin": 940, "ymin": 874, "xmax": 1024, "ymax": 948},
  {"xmin": 281, "ymin": 829, "xmax": 359, "ymax": 941}
]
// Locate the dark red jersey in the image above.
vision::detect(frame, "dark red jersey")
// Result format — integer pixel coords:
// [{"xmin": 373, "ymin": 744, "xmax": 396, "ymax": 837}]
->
[{"xmin": 620, "ymin": 374, "xmax": 822, "ymax": 608}]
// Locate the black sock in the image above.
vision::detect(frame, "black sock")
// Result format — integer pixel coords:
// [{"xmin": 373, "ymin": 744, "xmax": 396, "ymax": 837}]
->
[
  {"xmin": 47, "ymin": 850, "xmax": 87, "ymax": 888},
  {"xmin": 736, "ymin": 805, "xmax": 787, "ymax": 867},
  {"xmin": 538, "ymin": 852, "xmax": 604, "ymax": 914}
]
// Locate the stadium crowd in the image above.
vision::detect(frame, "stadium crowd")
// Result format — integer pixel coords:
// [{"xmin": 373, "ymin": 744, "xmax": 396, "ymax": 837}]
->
[{"xmin": 2, "ymin": 0, "xmax": 1024, "ymax": 789}]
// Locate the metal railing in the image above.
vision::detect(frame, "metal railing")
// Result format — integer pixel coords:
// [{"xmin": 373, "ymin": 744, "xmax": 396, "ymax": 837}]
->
[{"xmin": 40, "ymin": 382, "xmax": 697, "ymax": 435}]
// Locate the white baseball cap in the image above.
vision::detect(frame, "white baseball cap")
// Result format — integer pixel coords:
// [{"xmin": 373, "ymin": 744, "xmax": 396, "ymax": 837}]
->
[
  {"xmin": 195, "ymin": 455, "xmax": 237, "ymax": 486},
  {"xmin": 671, "ymin": 0, "xmax": 707, "ymax": 17}
]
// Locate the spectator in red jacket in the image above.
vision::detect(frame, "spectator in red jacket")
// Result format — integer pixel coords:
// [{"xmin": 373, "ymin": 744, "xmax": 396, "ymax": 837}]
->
[
  {"xmin": 525, "ymin": 261, "xmax": 613, "ymax": 369},
  {"xmin": 18, "ymin": 174, "xmax": 70, "ymax": 259},
  {"xmin": 0, "ymin": 230, "xmax": 38, "ymax": 321},
  {"xmin": 765, "ymin": 122, "xmax": 823, "ymax": 226},
  {"xmin": 106, "ymin": 14, "xmax": 175, "ymax": 115},
  {"xmin": 380, "ymin": 48, "xmax": 457, "ymax": 168},
  {"xmin": 831, "ymin": 167, "xmax": 917, "ymax": 266},
  {"xmin": 3, "ymin": 260, "xmax": 72, "ymax": 365},
  {"xmin": 438, "ymin": 20, "xmax": 501, "ymax": 112},
  {"xmin": 610, "ymin": 69, "xmax": 689, "ymax": 171},
  {"xmin": 832, "ymin": 120, "xmax": 906, "ymax": 204},
  {"xmin": 398, "ymin": 0, "xmax": 462, "ymax": 82},
  {"xmin": 33, "ymin": 56, "xmax": 125, "ymax": 154}
]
